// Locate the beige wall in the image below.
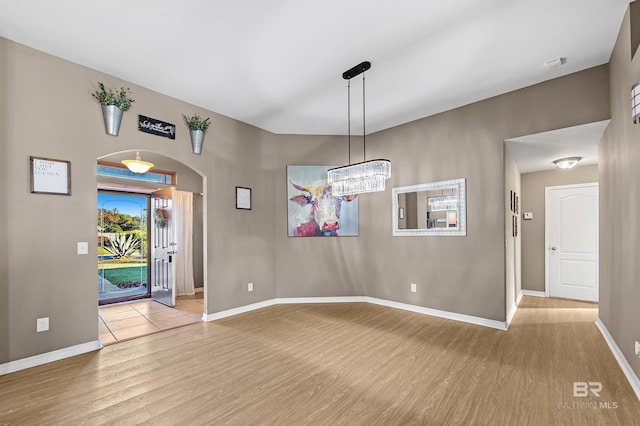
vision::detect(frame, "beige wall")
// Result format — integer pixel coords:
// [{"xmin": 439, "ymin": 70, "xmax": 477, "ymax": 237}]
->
[
  {"xmin": 273, "ymin": 66, "xmax": 610, "ymax": 322},
  {"xmin": 520, "ymin": 165, "xmax": 598, "ymax": 292},
  {"xmin": 274, "ymin": 134, "xmax": 368, "ymax": 298},
  {"xmin": 397, "ymin": 193, "xmax": 407, "ymax": 229},
  {"xmin": 353, "ymin": 68, "xmax": 608, "ymax": 322},
  {"xmin": 600, "ymin": 5, "xmax": 640, "ymax": 379},
  {"xmin": 0, "ymin": 39, "xmax": 277, "ymax": 363},
  {"xmin": 0, "ymin": 37, "xmax": 9, "ymax": 363},
  {"xmin": 406, "ymin": 192, "xmax": 418, "ymax": 229},
  {"xmin": 0, "ymin": 36, "xmax": 612, "ymax": 364}
]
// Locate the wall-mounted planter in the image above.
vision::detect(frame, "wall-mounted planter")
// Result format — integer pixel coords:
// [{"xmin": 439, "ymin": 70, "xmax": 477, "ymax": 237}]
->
[
  {"xmin": 183, "ymin": 114, "xmax": 211, "ymax": 155},
  {"xmin": 101, "ymin": 105, "xmax": 124, "ymax": 136},
  {"xmin": 190, "ymin": 129, "xmax": 205, "ymax": 155},
  {"xmin": 93, "ymin": 82, "xmax": 133, "ymax": 136}
]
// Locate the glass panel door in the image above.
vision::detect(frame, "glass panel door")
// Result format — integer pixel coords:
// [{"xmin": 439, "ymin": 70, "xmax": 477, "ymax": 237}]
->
[
  {"xmin": 150, "ymin": 187, "xmax": 176, "ymax": 307},
  {"xmin": 98, "ymin": 191, "xmax": 150, "ymax": 305}
]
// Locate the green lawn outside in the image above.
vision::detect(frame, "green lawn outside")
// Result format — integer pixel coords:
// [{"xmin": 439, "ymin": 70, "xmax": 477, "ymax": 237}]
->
[{"xmin": 100, "ymin": 266, "xmax": 147, "ymax": 285}]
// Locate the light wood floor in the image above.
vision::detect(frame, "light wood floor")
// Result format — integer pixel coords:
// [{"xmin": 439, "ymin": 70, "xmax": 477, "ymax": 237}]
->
[
  {"xmin": 99, "ymin": 293, "xmax": 204, "ymax": 345},
  {"xmin": 1, "ymin": 296, "xmax": 639, "ymax": 425}
]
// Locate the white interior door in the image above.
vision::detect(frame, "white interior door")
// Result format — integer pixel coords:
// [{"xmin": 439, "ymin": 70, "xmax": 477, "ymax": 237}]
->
[
  {"xmin": 151, "ymin": 187, "xmax": 176, "ymax": 307},
  {"xmin": 547, "ymin": 183, "xmax": 598, "ymax": 302}
]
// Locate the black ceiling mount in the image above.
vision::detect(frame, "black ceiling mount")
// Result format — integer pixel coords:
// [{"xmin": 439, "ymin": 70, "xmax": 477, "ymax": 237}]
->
[{"xmin": 342, "ymin": 61, "xmax": 371, "ymax": 80}]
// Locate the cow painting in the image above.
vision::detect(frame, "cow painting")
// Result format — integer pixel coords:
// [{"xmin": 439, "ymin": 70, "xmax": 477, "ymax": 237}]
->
[{"xmin": 287, "ymin": 166, "xmax": 359, "ymax": 237}]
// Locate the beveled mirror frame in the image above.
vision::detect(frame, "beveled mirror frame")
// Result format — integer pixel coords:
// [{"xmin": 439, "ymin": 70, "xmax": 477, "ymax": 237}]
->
[{"xmin": 392, "ymin": 177, "xmax": 467, "ymax": 236}]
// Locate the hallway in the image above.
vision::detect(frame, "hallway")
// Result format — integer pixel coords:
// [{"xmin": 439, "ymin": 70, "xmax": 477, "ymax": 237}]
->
[{"xmin": 98, "ymin": 293, "xmax": 203, "ymax": 345}]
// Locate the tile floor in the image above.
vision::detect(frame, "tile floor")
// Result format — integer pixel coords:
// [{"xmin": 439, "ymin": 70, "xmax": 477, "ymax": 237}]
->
[{"xmin": 99, "ymin": 292, "xmax": 203, "ymax": 345}]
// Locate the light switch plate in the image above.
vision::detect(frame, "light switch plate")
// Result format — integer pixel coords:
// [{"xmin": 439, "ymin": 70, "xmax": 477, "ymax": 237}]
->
[
  {"xmin": 37, "ymin": 317, "xmax": 49, "ymax": 332},
  {"xmin": 523, "ymin": 212, "xmax": 533, "ymax": 220},
  {"xmin": 77, "ymin": 242, "xmax": 89, "ymax": 255}
]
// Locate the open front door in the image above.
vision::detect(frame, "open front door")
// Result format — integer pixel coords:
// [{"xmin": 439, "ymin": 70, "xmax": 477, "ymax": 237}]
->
[{"xmin": 151, "ymin": 187, "xmax": 176, "ymax": 307}]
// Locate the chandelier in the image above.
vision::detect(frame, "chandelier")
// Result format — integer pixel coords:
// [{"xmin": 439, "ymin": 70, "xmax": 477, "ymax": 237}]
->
[
  {"xmin": 122, "ymin": 151, "xmax": 154, "ymax": 174},
  {"xmin": 328, "ymin": 61, "xmax": 391, "ymax": 196}
]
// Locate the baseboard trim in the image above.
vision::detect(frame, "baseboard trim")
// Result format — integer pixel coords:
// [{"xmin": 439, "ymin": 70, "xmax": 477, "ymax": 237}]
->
[
  {"xmin": 521, "ymin": 290, "xmax": 547, "ymax": 298},
  {"xmin": 516, "ymin": 291, "xmax": 524, "ymax": 306},
  {"xmin": 202, "ymin": 299, "xmax": 277, "ymax": 322},
  {"xmin": 203, "ymin": 296, "xmax": 507, "ymax": 330},
  {"xmin": 595, "ymin": 318, "xmax": 640, "ymax": 401},
  {"xmin": 0, "ymin": 340, "xmax": 103, "ymax": 376},
  {"xmin": 276, "ymin": 296, "xmax": 367, "ymax": 304},
  {"xmin": 365, "ymin": 297, "xmax": 507, "ymax": 331},
  {"xmin": 503, "ymin": 291, "xmax": 525, "ymax": 329}
]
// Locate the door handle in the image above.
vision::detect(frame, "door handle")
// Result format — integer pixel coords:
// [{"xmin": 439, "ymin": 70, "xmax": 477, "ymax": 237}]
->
[{"xmin": 550, "ymin": 247, "xmax": 557, "ymax": 251}]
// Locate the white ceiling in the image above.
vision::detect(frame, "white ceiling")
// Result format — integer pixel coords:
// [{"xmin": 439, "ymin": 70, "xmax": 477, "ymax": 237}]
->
[
  {"xmin": 0, "ymin": 0, "xmax": 629, "ymax": 139},
  {"xmin": 0, "ymin": 2, "xmax": 627, "ymax": 175},
  {"xmin": 505, "ymin": 120, "xmax": 609, "ymax": 173}
]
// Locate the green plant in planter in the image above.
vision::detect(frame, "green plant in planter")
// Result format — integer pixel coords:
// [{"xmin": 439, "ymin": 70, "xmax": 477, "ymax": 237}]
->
[
  {"xmin": 183, "ymin": 114, "xmax": 212, "ymax": 132},
  {"xmin": 92, "ymin": 82, "xmax": 135, "ymax": 111}
]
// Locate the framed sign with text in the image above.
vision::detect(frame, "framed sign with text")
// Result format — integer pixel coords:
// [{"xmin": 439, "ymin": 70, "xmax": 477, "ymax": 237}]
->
[
  {"xmin": 30, "ymin": 156, "xmax": 71, "ymax": 195},
  {"xmin": 138, "ymin": 115, "xmax": 176, "ymax": 139}
]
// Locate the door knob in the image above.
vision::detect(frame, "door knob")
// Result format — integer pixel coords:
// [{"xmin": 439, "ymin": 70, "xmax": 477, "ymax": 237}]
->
[{"xmin": 551, "ymin": 247, "xmax": 557, "ymax": 251}]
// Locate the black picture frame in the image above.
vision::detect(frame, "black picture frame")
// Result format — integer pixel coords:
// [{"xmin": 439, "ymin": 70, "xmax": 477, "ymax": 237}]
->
[{"xmin": 236, "ymin": 186, "xmax": 252, "ymax": 210}]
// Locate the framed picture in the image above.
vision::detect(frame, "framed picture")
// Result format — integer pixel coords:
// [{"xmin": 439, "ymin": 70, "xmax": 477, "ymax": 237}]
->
[
  {"xmin": 287, "ymin": 165, "xmax": 359, "ymax": 237},
  {"xmin": 236, "ymin": 186, "xmax": 251, "ymax": 210},
  {"xmin": 30, "ymin": 156, "xmax": 71, "ymax": 195}
]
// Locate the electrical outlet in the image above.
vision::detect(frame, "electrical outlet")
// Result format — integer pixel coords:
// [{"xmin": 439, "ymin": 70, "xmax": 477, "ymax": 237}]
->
[
  {"xmin": 248, "ymin": 282, "xmax": 254, "ymax": 292},
  {"xmin": 410, "ymin": 283, "xmax": 417, "ymax": 293},
  {"xmin": 36, "ymin": 317, "xmax": 49, "ymax": 332},
  {"xmin": 635, "ymin": 341, "xmax": 640, "ymax": 357}
]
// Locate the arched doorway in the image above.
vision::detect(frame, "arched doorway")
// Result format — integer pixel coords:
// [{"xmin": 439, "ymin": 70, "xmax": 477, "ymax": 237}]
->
[{"xmin": 95, "ymin": 150, "xmax": 207, "ymax": 343}]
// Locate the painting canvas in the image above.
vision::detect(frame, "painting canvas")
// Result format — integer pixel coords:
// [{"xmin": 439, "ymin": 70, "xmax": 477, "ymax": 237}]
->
[{"xmin": 287, "ymin": 165, "xmax": 359, "ymax": 237}]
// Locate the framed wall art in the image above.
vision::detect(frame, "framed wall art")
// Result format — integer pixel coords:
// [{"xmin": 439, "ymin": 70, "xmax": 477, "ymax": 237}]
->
[
  {"xmin": 236, "ymin": 186, "xmax": 251, "ymax": 210},
  {"xmin": 30, "ymin": 156, "xmax": 71, "ymax": 195},
  {"xmin": 287, "ymin": 165, "xmax": 358, "ymax": 237}
]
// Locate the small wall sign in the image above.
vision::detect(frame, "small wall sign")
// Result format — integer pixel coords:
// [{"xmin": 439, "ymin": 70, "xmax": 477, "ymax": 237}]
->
[
  {"xmin": 138, "ymin": 115, "xmax": 176, "ymax": 139},
  {"xmin": 30, "ymin": 156, "xmax": 71, "ymax": 195}
]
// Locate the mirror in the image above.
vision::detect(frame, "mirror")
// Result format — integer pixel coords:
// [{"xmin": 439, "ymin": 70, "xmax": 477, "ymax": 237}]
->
[{"xmin": 392, "ymin": 178, "xmax": 466, "ymax": 236}]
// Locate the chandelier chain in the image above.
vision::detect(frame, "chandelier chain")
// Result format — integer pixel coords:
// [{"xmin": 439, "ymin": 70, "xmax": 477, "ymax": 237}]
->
[
  {"xmin": 362, "ymin": 72, "xmax": 366, "ymax": 162},
  {"xmin": 348, "ymin": 79, "xmax": 351, "ymax": 165}
]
